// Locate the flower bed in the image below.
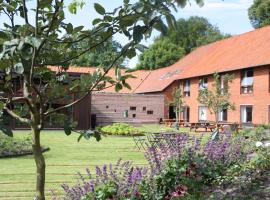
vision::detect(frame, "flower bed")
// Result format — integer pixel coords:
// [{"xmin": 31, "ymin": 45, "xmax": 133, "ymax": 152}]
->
[
  {"xmin": 0, "ymin": 133, "xmax": 49, "ymax": 158},
  {"xmin": 55, "ymin": 127, "xmax": 270, "ymax": 200}
]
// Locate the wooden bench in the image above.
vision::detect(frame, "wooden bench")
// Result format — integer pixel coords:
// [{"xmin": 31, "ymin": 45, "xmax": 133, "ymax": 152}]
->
[{"xmin": 190, "ymin": 122, "xmax": 216, "ymax": 132}]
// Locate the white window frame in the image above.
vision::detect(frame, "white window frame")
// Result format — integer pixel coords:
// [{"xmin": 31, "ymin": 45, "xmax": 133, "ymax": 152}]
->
[
  {"xmin": 218, "ymin": 108, "xmax": 228, "ymax": 122},
  {"xmin": 199, "ymin": 77, "xmax": 208, "ymax": 90},
  {"xmin": 183, "ymin": 79, "xmax": 190, "ymax": 96},
  {"xmin": 240, "ymin": 105, "xmax": 253, "ymax": 123},
  {"xmin": 198, "ymin": 106, "xmax": 207, "ymax": 121}
]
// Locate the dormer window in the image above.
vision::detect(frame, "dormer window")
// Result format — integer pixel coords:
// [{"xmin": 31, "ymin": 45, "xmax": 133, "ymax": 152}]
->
[
  {"xmin": 199, "ymin": 77, "xmax": 208, "ymax": 90},
  {"xmin": 241, "ymin": 69, "xmax": 253, "ymax": 94},
  {"xmin": 183, "ymin": 79, "xmax": 190, "ymax": 97}
]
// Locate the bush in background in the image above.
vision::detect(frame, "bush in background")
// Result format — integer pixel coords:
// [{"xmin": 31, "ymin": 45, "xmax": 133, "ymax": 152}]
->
[
  {"xmin": 97, "ymin": 123, "xmax": 144, "ymax": 136},
  {"xmin": 0, "ymin": 133, "xmax": 32, "ymax": 157}
]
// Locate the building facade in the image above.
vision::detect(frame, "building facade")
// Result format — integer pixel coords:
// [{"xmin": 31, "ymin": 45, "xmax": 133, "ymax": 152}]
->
[
  {"xmin": 6, "ymin": 25, "xmax": 270, "ymax": 129},
  {"xmin": 91, "ymin": 93, "xmax": 164, "ymax": 126},
  {"xmin": 162, "ymin": 66, "xmax": 270, "ymax": 125}
]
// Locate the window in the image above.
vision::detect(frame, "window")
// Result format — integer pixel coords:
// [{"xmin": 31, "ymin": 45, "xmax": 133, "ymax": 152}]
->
[
  {"xmin": 147, "ymin": 110, "xmax": 153, "ymax": 115},
  {"xmin": 182, "ymin": 106, "xmax": 190, "ymax": 122},
  {"xmin": 220, "ymin": 75, "xmax": 229, "ymax": 94},
  {"xmin": 183, "ymin": 79, "xmax": 190, "ymax": 97},
  {"xmin": 130, "ymin": 106, "xmax": 136, "ymax": 111},
  {"xmin": 143, "ymin": 107, "xmax": 146, "ymax": 111},
  {"xmin": 241, "ymin": 69, "xmax": 253, "ymax": 94},
  {"xmin": 123, "ymin": 110, "xmax": 128, "ymax": 118},
  {"xmin": 199, "ymin": 77, "xmax": 208, "ymax": 90},
  {"xmin": 240, "ymin": 105, "xmax": 253, "ymax": 123},
  {"xmin": 132, "ymin": 114, "xmax": 136, "ymax": 118},
  {"xmin": 198, "ymin": 106, "xmax": 207, "ymax": 121},
  {"xmin": 218, "ymin": 108, "xmax": 228, "ymax": 122},
  {"xmin": 106, "ymin": 105, "xmax": 109, "ymax": 109}
]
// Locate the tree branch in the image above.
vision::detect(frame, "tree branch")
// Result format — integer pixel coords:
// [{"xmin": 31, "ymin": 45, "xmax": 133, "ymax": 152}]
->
[
  {"xmin": 22, "ymin": 0, "xmax": 29, "ymax": 24},
  {"xmin": 30, "ymin": 0, "xmax": 40, "ymax": 85},
  {"xmin": 4, "ymin": 107, "xmax": 30, "ymax": 124},
  {"xmin": 35, "ymin": 0, "xmax": 64, "ymax": 60},
  {"xmin": 44, "ymin": 33, "xmax": 116, "ymax": 66},
  {"xmin": 44, "ymin": 49, "xmax": 127, "ymax": 116}
]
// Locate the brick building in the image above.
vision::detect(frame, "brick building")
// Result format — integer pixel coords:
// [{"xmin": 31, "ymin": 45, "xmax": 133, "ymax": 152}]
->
[
  {"xmin": 50, "ymin": 25, "xmax": 270, "ymax": 127},
  {"xmin": 11, "ymin": 25, "xmax": 270, "ymax": 129},
  {"xmin": 132, "ymin": 25, "xmax": 270, "ymax": 125}
]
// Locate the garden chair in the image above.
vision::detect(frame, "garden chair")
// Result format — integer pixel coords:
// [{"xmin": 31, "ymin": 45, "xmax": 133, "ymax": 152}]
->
[
  {"xmin": 133, "ymin": 135, "xmax": 148, "ymax": 150},
  {"xmin": 146, "ymin": 133, "xmax": 164, "ymax": 148}
]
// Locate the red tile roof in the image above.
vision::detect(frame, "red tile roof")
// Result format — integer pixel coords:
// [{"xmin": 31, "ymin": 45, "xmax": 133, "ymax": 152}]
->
[
  {"xmin": 135, "ymin": 25, "xmax": 270, "ymax": 93},
  {"xmin": 50, "ymin": 26, "xmax": 270, "ymax": 94}
]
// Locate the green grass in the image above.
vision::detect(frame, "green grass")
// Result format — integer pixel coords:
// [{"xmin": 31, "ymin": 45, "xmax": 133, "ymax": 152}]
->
[
  {"xmin": 0, "ymin": 131, "xmax": 146, "ymax": 200},
  {"xmin": 0, "ymin": 124, "xmax": 209, "ymax": 200}
]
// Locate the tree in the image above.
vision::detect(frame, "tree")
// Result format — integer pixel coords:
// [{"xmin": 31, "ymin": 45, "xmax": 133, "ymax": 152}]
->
[
  {"xmin": 71, "ymin": 38, "xmax": 126, "ymax": 68},
  {"xmin": 137, "ymin": 16, "xmax": 229, "ymax": 70},
  {"xmin": 248, "ymin": 0, "xmax": 270, "ymax": 29},
  {"xmin": 0, "ymin": 0, "xmax": 204, "ymax": 199},
  {"xmin": 137, "ymin": 38, "xmax": 185, "ymax": 70},
  {"xmin": 166, "ymin": 87, "xmax": 184, "ymax": 130},
  {"xmin": 197, "ymin": 73, "xmax": 235, "ymax": 129}
]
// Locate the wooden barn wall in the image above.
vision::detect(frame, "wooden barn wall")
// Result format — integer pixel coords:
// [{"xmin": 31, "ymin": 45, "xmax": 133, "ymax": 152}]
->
[
  {"xmin": 91, "ymin": 93, "xmax": 165, "ymax": 125},
  {"xmin": 73, "ymin": 93, "xmax": 91, "ymax": 129}
]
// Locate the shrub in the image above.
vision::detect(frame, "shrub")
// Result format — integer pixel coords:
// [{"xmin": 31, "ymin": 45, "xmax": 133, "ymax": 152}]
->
[
  {"xmin": 0, "ymin": 133, "xmax": 32, "ymax": 157},
  {"xmin": 98, "ymin": 123, "xmax": 144, "ymax": 136}
]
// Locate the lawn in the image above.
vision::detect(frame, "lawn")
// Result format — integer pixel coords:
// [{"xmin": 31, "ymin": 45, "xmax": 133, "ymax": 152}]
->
[
  {"xmin": 0, "ymin": 131, "xmax": 146, "ymax": 200},
  {"xmin": 0, "ymin": 124, "xmax": 207, "ymax": 200}
]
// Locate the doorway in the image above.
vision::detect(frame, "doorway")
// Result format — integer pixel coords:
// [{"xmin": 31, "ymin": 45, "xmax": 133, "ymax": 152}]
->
[{"xmin": 169, "ymin": 106, "xmax": 176, "ymax": 119}]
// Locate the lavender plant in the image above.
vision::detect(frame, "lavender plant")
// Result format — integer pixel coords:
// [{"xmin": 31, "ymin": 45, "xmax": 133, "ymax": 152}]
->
[
  {"xmin": 58, "ymin": 132, "xmax": 251, "ymax": 200},
  {"xmin": 58, "ymin": 159, "xmax": 148, "ymax": 200}
]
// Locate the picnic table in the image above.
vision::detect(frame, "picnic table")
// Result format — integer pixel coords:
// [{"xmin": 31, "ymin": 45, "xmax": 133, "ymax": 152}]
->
[
  {"xmin": 163, "ymin": 119, "xmax": 188, "ymax": 127},
  {"xmin": 189, "ymin": 121, "xmax": 216, "ymax": 132},
  {"xmin": 163, "ymin": 119, "xmax": 176, "ymax": 127},
  {"xmin": 190, "ymin": 121, "xmax": 242, "ymax": 132}
]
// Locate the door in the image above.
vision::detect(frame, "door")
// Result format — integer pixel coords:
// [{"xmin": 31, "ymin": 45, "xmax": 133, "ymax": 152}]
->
[{"xmin": 169, "ymin": 106, "xmax": 176, "ymax": 119}]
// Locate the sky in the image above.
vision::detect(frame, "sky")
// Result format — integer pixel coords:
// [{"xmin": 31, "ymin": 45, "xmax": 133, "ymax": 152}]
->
[
  {"xmin": 1, "ymin": 0, "xmax": 255, "ymax": 68},
  {"xmin": 69, "ymin": 0, "xmax": 254, "ymax": 68}
]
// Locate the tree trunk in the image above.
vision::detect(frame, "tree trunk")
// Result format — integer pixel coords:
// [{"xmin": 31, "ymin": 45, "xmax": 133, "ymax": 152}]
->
[
  {"xmin": 32, "ymin": 127, "xmax": 46, "ymax": 200},
  {"xmin": 215, "ymin": 112, "xmax": 219, "ymax": 130}
]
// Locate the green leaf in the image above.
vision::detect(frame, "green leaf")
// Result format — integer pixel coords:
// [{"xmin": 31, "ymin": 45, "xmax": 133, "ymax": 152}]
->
[
  {"xmin": 133, "ymin": 25, "xmax": 143, "ymax": 42},
  {"xmin": 94, "ymin": 3, "xmax": 105, "ymax": 15},
  {"xmin": 13, "ymin": 63, "xmax": 24, "ymax": 74},
  {"xmin": 0, "ymin": 125, "xmax": 13, "ymax": 137},
  {"xmin": 92, "ymin": 18, "xmax": 102, "ymax": 25},
  {"xmin": 121, "ymin": 15, "xmax": 137, "ymax": 27},
  {"xmin": 66, "ymin": 23, "xmax": 73, "ymax": 34},
  {"xmin": 39, "ymin": 0, "xmax": 53, "ymax": 8},
  {"xmin": 0, "ymin": 102, "xmax": 5, "ymax": 110},
  {"xmin": 115, "ymin": 83, "xmax": 123, "ymax": 92},
  {"xmin": 64, "ymin": 120, "xmax": 72, "ymax": 136},
  {"xmin": 73, "ymin": 26, "xmax": 84, "ymax": 33},
  {"xmin": 0, "ymin": 31, "xmax": 8, "ymax": 39},
  {"xmin": 25, "ymin": 36, "xmax": 41, "ymax": 48},
  {"xmin": 123, "ymin": 82, "xmax": 131, "ymax": 90},
  {"xmin": 126, "ymin": 48, "xmax": 136, "ymax": 59}
]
